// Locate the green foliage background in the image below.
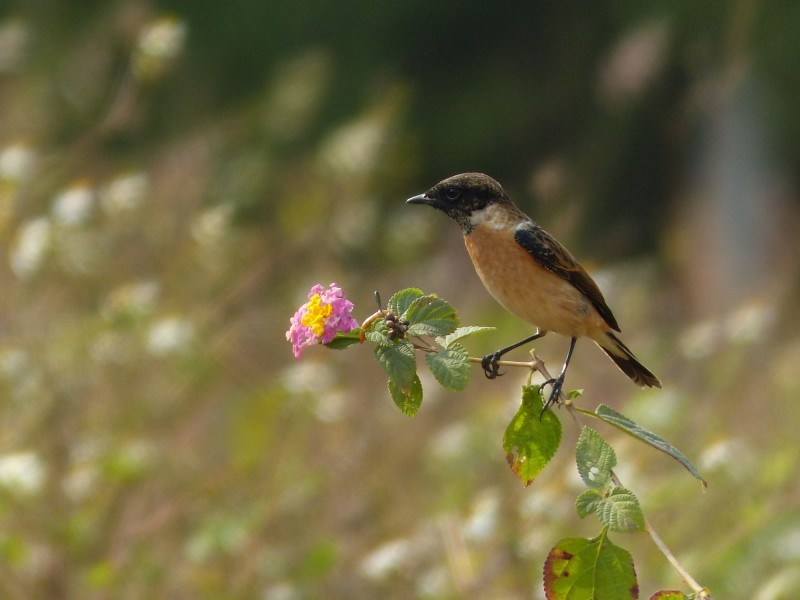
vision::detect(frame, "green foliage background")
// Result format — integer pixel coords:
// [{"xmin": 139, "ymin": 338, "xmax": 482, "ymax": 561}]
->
[{"xmin": 1, "ymin": 1, "xmax": 799, "ymax": 598}]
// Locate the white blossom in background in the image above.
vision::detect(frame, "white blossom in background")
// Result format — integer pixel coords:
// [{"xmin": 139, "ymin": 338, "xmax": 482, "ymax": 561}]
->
[
  {"xmin": 101, "ymin": 172, "xmax": 148, "ymax": 214},
  {"xmin": 264, "ymin": 50, "xmax": 330, "ymax": 141},
  {"xmin": 138, "ymin": 17, "xmax": 187, "ymax": 60},
  {"xmin": 462, "ymin": 489, "xmax": 500, "ymax": 542},
  {"xmin": 428, "ymin": 422, "xmax": 469, "ymax": 460},
  {"xmin": 52, "ymin": 185, "xmax": 94, "ymax": 226},
  {"xmin": 191, "ymin": 204, "xmax": 233, "ymax": 246},
  {"xmin": 598, "ymin": 19, "xmax": 669, "ymax": 105},
  {"xmin": 0, "ymin": 143, "xmax": 36, "ymax": 181},
  {"xmin": 319, "ymin": 115, "xmax": 387, "ymax": 175},
  {"xmin": 134, "ymin": 16, "xmax": 188, "ymax": 80},
  {"xmin": 261, "ymin": 583, "xmax": 300, "ymax": 600},
  {"xmin": 281, "ymin": 360, "xmax": 335, "ymax": 396},
  {"xmin": 10, "ymin": 217, "xmax": 52, "ymax": 278},
  {"xmin": 0, "ymin": 451, "xmax": 45, "ymax": 495},
  {"xmin": 102, "ymin": 280, "xmax": 160, "ymax": 320},
  {"xmin": 0, "ymin": 347, "xmax": 27, "ymax": 379},
  {"xmin": 147, "ymin": 317, "xmax": 195, "ymax": 356},
  {"xmin": 360, "ymin": 538, "xmax": 413, "ymax": 580}
]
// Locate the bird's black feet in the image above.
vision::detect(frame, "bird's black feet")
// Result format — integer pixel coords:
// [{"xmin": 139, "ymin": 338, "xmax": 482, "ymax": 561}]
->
[
  {"xmin": 542, "ymin": 375, "xmax": 565, "ymax": 414},
  {"xmin": 480, "ymin": 352, "xmax": 504, "ymax": 379}
]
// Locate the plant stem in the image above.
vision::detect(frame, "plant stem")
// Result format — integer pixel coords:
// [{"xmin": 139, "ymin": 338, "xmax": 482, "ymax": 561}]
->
[{"xmin": 461, "ymin": 349, "xmax": 712, "ymax": 598}]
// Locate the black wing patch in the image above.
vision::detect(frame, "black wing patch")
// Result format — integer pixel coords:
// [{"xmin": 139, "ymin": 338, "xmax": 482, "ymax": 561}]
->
[{"xmin": 514, "ymin": 222, "xmax": 620, "ymax": 331}]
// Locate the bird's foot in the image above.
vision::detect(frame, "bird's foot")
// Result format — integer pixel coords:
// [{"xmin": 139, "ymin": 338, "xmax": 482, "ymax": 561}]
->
[
  {"xmin": 541, "ymin": 375, "xmax": 565, "ymax": 417},
  {"xmin": 480, "ymin": 352, "xmax": 504, "ymax": 379}
]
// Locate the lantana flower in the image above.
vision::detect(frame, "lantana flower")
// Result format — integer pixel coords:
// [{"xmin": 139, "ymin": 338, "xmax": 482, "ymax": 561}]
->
[{"xmin": 286, "ymin": 283, "xmax": 359, "ymax": 358}]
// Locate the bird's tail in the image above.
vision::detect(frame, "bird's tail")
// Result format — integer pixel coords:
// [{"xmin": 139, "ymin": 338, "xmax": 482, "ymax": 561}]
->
[{"xmin": 597, "ymin": 332, "xmax": 661, "ymax": 388}]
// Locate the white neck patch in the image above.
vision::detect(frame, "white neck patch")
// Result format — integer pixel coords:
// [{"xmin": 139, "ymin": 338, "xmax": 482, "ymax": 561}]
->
[{"xmin": 469, "ymin": 203, "xmax": 517, "ymax": 230}]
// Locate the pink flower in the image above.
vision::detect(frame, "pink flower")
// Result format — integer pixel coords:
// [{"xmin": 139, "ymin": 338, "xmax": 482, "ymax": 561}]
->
[{"xmin": 286, "ymin": 283, "xmax": 359, "ymax": 358}]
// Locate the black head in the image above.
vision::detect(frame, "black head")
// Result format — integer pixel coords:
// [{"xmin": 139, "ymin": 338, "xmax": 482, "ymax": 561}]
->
[{"xmin": 406, "ymin": 173, "xmax": 509, "ymax": 231}]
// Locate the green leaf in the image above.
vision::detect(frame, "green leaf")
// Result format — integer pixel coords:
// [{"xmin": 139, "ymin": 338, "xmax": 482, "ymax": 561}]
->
[
  {"xmin": 437, "ymin": 325, "xmax": 495, "ymax": 348},
  {"xmin": 405, "ymin": 295, "xmax": 459, "ymax": 337},
  {"xmin": 575, "ymin": 489, "xmax": 604, "ymax": 518},
  {"xmin": 364, "ymin": 330, "xmax": 388, "ymax": 345},
  {"xmin": 543, "ymin": 533, "xmax": 638, "ymax": 600},
  {"xmin": 388, "ymin": 375, "xmax": 423, "ymax": 416},
  {"xmin": 576, "ymin": 427, "xmax": 617, "ymax": 489},
  {"xmin": 374, "ymin": 339, "xmax": 416, "ymax": 390},
  {"xmin": 387, "ymin": 288, "xmax": 425, "ymax": 316},
  {"xmin": 594, "ymin": 404, "xmax": 706, "ymax": 488},
  {"xmin": 596, "ymin": 487, "xmax": 645, "ymax": 533},
  {"xmin": 364, "ymin": 317, "xmax": 390, "ymax": 343},
  {"xmin": 424, "ymin": 343, "xmax": 470, "ymax": 391},
  {"xmin": 503, "ymin": 385, "xmax": 562, "ymax": 486},
  {"xmin": 324, "ymin": 329, "xmax": 362, "ymax": 350}
]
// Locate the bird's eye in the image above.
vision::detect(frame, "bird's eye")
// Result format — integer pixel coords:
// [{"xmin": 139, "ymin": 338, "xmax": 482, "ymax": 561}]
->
[{"xmin": 445, "ymin": 187, "xmax": 460, "ymax": 200}]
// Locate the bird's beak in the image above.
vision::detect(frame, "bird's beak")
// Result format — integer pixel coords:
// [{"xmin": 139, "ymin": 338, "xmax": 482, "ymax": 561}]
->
[{"xmin": 406, "ymin": 193, "xmax": 433, "ymax": 206}]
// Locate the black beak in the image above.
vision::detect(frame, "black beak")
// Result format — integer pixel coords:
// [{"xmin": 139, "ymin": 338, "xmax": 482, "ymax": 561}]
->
[{"xmin": 406, "ymin": 193, "xmax": 431, "ymax": 205}]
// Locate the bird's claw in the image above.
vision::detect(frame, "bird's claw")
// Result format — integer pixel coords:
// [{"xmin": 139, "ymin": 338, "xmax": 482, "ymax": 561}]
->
[
  {"xmin": 541, "ymin": 376, "xmax": 565, "ymax": 415},
  {"xmin": 480, "ymin": 353, "xmax": 503, "ymax": 379}
]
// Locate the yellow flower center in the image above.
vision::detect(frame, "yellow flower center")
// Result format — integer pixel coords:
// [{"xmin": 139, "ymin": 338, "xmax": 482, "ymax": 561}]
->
[{"xmin": 301, "ymin": 293, "xmax": 332, "ymax": 338}]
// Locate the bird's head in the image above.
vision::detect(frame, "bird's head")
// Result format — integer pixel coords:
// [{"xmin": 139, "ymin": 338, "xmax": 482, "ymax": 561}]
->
[{"xmin": 406, "ymin": 173, "xmax": 511, "ymax": 234}]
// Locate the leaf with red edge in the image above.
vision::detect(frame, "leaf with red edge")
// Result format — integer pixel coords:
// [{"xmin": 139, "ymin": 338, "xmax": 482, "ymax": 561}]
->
[{"xmin": 544, "ymin": 533, "xmax": 638, "ymax": 600}]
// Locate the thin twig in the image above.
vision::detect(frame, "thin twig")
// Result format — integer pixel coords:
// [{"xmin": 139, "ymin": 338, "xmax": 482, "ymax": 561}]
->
[
  {"xmin": 466, "ymin": 351, "xmax": 567, "ymax": 404},
  {"xmin": 567, "ymin": 406, "xmax": 711, "ymax": 598},
  {"xmin": 467, "ymin": 345, "xmax": 710, "ymax": 597},
  {"xmin": 395, "ymin": 334, "xmax": 710, "ymax": 595},
  {"xmin": 642, "ymin": 514, "xmax": 711, "ymax": 598},
  {"xmin": 360, "ymin": 310, "xmax": 385, "ymax": 331}
]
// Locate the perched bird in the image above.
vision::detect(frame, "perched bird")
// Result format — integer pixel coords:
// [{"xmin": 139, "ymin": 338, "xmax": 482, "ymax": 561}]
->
[{"xmin": 407, "ymin": 172, "xmax": 660, "ymax": 407}]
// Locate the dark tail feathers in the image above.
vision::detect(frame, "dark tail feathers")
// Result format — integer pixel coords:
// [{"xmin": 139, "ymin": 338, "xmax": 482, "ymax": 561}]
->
[{"xmin": 600, "ymin": 332, "xmax": 661, "ymax": 388}]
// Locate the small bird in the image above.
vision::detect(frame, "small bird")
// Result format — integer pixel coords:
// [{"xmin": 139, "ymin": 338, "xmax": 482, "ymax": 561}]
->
[{"xmin": 407, "ymin": 172, "xmax": 661, "ymax": 407}]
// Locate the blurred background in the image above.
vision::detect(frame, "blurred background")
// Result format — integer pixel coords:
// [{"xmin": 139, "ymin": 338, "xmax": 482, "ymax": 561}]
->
[{"xmin": 1, "ymin": 1, "xmax": 799, "ymax": 598}]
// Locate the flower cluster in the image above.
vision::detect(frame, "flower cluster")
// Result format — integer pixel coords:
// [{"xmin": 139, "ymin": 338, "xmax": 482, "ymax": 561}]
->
[{"xmin": 286, "ymin": 283, "xmax": 359, "ymax": 358}]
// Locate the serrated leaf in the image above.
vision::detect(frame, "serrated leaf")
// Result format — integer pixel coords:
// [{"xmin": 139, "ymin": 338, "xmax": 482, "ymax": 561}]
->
[
  {"xmin": 424, "ymin": 343, "xmax": 470, "ymax": 391},
  {"xmin": 405, "ymin": 295, "xmax": 459, "ymax": 337},
  {"xmin": 324, "ymin": 329, "xmax": 363, "ymax": 350},
  {"xmin": 365, "ymin": 316, "xmax": 390, "ymax": 342},
  {"xmin": 364, "ymin": 329, "xmax": 389, "ymax": 345},
  {"xmin": 597, "ymin": 487, "xmax": 645, "ymax": 533},
  {"xmin": 575, "ymin": 489, "xmax": 604, "ymax": 518},
  {"xmin": 437, "ymin": 326, "xmax": 495, "ymax": 348},
  {"xmin": 544, "ymin": 533, "xmax": 638, "ymax": 600},
  {"xmin": 388, "ymin": 374, "xmax": 423, "ymax": 416},
  {"xmin": 503, "ymin": 385, "xmax": 562, "ymax": 486},
  {"xmin": 374, "ymin": 339, "xmax": 416, "ymax": 390},
  {"xmin": 576, "ymin": 427, "xmax": 617, "ymax": 489},
  {"xmin": 389, "ymin": 374, "xmax": 422, "ymax": 417},
  {"xmin": 649, "ymin": 591, "xmax": 688, "ymax": 599},
  {"xmin": 388, "ymin": 288, "xmax": 425, "ymax": 317},
  {"xmin": 595, "ymin": 404, "xmax": 706, "ymax": 488}
]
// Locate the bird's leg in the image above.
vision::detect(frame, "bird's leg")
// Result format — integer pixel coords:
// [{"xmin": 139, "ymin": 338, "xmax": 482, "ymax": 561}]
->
[
  {"xmin": 542, "ymin": 336, "xmax": 577, "ymax": 414},
  {"xmin": 481, "ymin": 330, "xmax": 546, "ymax": 379}
]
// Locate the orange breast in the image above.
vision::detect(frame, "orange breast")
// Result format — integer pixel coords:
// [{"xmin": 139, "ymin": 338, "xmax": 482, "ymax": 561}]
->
[{"xmin": 464, "ymin": 226, "xmax": 607, "ymax": 338}]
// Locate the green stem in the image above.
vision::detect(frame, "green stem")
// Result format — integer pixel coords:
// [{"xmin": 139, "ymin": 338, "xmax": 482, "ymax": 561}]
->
[{"xmin": 568, "ymin": 404, "xmax": 711, "ymax": 598}]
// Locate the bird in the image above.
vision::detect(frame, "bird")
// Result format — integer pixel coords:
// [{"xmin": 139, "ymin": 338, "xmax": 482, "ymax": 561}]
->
[{"xmin": 406, "ymin": 172, "xmax": 661, "ymax": 408}]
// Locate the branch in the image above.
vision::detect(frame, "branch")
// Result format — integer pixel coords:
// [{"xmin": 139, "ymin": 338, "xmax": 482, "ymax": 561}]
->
[
  {"xmin": 567, "ymin": 404, "xmax": 712, "ymax": 599},
  {"xmin": 469, "ymin": 342, "xmax": 710, "ymax": 597},
  {"xmin": 467, "ymin": 351, "xmax": 567, "ymax": 404}
]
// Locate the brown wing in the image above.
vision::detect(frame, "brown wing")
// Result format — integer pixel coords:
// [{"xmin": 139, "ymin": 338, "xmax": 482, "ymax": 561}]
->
[{"xmin": 514, "ymin": 222, "xmax": 620, "ymax": 332}]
